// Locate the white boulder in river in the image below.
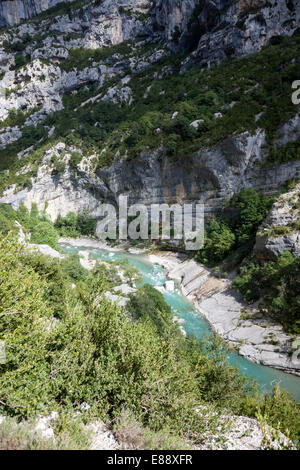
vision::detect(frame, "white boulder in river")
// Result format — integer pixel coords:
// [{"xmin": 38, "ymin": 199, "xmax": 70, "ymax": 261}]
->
[
  {"xmin": 165, "ymin": 280, "xmax": 175, "ymax": 292},
  {"xmin": 78, "ymin": 250, "xmax": 96, "ymax": 270}
]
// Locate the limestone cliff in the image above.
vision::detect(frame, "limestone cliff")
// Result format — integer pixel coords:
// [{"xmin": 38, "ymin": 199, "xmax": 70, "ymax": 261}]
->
[
  {"xmin": 0, "ymin": 0, "xmax": 77, "ymax": 28},
  {"xmin": 255, "ymin": 182, "xmax": 300, "ymax": 260},
  {"xmin": 0, "ymin": 0, "xmax": 299, "ymax": 224},
  {"xmin": 2, "ymin": 123, "xmax": 300, "ymax": 225},
  {"xmin": 180, "ymin": 0, "xmax": 299, "ymax": 68}
]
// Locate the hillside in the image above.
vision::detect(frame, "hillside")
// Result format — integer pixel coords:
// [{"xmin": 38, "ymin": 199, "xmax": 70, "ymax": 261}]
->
[{"xmin": 0, "ymin": 0, "xmax": 299, "ymax": 451}]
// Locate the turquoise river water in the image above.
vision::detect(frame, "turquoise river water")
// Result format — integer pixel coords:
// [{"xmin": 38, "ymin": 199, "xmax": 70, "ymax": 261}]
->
[{"xmin": 62, "ymin": 244, "xmax": 300, "ymax": 401}]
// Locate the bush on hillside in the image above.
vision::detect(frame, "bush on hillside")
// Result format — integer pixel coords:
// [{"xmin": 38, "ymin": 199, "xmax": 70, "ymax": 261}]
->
[
  {"xmin": 196, "ymin": 189, "xmax": 273, "ymax": 266},
  {"xmin": 54, "ymin": 210, "xmax": 96, "ymax": 237},
  {"xmin": 234, "ymin": 251, "xmax": 300, "ymax": 333},
  {"xmin": 30, "ymin": 221, "xmax": 59, "ymax": 248}
]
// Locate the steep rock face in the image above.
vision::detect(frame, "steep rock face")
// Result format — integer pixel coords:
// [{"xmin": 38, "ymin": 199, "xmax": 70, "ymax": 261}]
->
[
  {"xmin": 155, "ymin": 0, "xmax": 199, "ymax": 40},
  {"xmin": 0, "ymin": 0, "xmax": 154, "ymax": 28},
  {"xmin": 178, "ymin": 0, "xmax": 299, "ymax": 68},
  {"xmin": 0, "ymin": 1, "xmax": 155, "ymax": 123},
  {"xmin": 0, "ymin": 169, "xmax": 108, "ymax": 221},
  {"xmin": 96, "ymin": 128, "xmax": 300, "ymax": 209},
  {"xmin": 2, "ymin": 125, "xmax": 300, "ymax": 224},
  {"xmin": 1, "ymin": 0, "xmax": 299, "ymax": 70},
  {"xmin": 0, "ymin": 0, "xmax": 75, "ymax": 28},
  {"xmin": 254, "ymin": 182, "xmax": 300, "ymax": 260},
  {"xmin": 0, "ymin": 142, "xmax": 110, "ymax": 220}
]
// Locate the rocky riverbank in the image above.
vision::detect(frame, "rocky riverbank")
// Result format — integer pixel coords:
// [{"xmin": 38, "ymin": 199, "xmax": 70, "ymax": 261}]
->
[
  {"xmin": 57, "ymin": 236, "xmax": 300, "ymax": 376},
  {"xmin": 148, "ymin": 252, "xmax": 300, "ymax": 377},
  {"xmin": 58, "ymin": 236, "xmax": 125, "ymax": 252}
]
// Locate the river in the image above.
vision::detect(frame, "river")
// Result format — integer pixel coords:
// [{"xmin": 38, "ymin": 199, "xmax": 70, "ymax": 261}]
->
[{"xmin": 62, "ymin": 244, "xmax": 300, "ymax": 401}]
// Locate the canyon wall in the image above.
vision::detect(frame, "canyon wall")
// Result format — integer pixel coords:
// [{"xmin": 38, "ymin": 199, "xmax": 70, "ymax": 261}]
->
[{"xmin": 0, "ymin": 0, "xmax": 77, "ymax": 28}]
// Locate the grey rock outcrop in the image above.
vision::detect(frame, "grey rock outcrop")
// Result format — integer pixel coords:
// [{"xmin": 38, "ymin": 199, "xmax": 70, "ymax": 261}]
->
[
  {"xmin": 0, "ymin": 2, "xmax": 158, "ymax": 124},
  {"xmin": 96, "ymin": 129, "xmax": 300, "ymax": 210},
  {"xmin": 27, "ymin": 243, "xmax": 65, "ymax": 258},
  {"xmin": 155, "ymin": 0, "xmax": 199, "ymax": 41},
  {"xmin": 2, "ymin": 0, "xmax": 298, "ymax": 70},
  {"xmin": 0, "ymin": 0, "xmax": 76, "ymax": 28},
  {"xmin": 255, "ymin": 233, "xmax": 300, "ymax": 260},
  {"xmin": 180, "ymin": 0, "xmax": 299, "ymax": 68},
  {"xmin": 1, "ymin": 124, "xmax": 300, "ymax": 225},
  {"xmin": 254, "ymin": 182, "xmax": 300, "ymax": 260},
  {"xmin": 0, "ymin": 168, "xmax": 108, "ymax": 221},
  {"xmin": 150, "ymin": 251, "xmax": 300, "ymax": 376}
]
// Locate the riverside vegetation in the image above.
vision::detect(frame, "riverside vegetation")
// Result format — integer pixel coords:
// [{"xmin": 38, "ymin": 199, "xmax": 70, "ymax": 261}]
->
[
  {"xmin": 0, "ymin": 231, "xmax": 300, "ymax": 448},
  {"xmin": 0, "ymin": 205, "xmax": 300, "ymax": 448},
  {"xmin": 0, "ymin": 0, "xmax": 300, "ymax": 450}
]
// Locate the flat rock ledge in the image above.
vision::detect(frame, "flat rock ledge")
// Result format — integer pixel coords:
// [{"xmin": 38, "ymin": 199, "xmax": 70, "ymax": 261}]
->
[{"xmin": 148, "ymin": 252, "xmax": 300, "ymax": 377}]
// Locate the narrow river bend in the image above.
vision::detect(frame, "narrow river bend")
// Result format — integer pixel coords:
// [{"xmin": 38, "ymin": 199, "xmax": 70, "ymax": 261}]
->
[{"xmin": 62, "ymin": 244, "xmax": 300, "ymax": 401}]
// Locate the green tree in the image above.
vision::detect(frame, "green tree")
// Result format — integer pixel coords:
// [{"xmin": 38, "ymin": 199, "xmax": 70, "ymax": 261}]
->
[
  {"xmin": 30, "ymin": 221, "xmax": 59, "ymax": 248},
  {"xmin": 76, "ymin": 210, "xmax": 97, "ymax": 236},
  {"xmin": 0, "ymin": 234, "xmax": 53, "ymax": 416},
  {"xmin": 128, "ymin": 284, "xmax": 174, "ymax": 335},
  {"xmin": 196, "ymin": 217, "xmax": 235, "ymax": 265},
  {"xmin": 230, "ymin": 189, "xmax": 273, "ymax": 246},
  {"xmin": 63, "ymin": 253, "xmax": 88, "ymax": 281},
  {"xmin": 234, "ymin": 251, "xmax": 300, "ymax": 333}
]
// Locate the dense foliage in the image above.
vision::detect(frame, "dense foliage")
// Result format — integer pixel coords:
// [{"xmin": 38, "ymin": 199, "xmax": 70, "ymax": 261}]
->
[
  {"xmin": 128, "ymin": 284, "xmax": 174, "ymax": 335},
  {"xmin": 54, "ymin": 210, "xmax": 97, "ymax": 237},
  {"xmin": 234, "ymin": 251, "xmax": 300, "ymax": 334},
  {"xmin": 196, "ymin": 189, "xmax": 274, "ymax": 266},
  {"xmin": 0, "ymin": 203, "xmax": 97, "ymax": 244},
  {"xmin": 1, "ymin": 232, "xmax": 299, "ymax": 444},
  {"xmin": 0, "ymin": 202, "xmax": 58, "ymax": 248}
]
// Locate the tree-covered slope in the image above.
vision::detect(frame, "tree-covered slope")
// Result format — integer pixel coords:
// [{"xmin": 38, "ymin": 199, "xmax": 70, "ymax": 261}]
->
[{"xmin": 0, "ymin": 231, "xmax": 299, "ymax": 447}]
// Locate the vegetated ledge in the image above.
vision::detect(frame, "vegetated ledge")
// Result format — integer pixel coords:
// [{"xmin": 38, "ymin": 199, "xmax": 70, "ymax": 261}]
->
[
  {"xmin": 148, "ymin": 251, "xmax": 300, "ymax": 377},
  {"xmin": 0, "ymin": 408, "xmax": 295, "ymax": 450}
]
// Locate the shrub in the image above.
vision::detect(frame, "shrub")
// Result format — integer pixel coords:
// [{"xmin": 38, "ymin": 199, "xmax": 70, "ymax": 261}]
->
[
  {"xmin": 62, "ymin": 253, "xmax": 88, "ymax": 281},
  {"xmin": 114, "ymin": 409, "xmax": 191, "ymax": 450},
  {"xmin": 30, "ymin": 221, "xmax": 59, "ymax": 248},
  {"xmin": 266, "ymin": 138, "xmax": 300, "ymax": 166},
  {"xmin": 234, "ymin": 251, "xmax": 300, "ymax": 333},
  {"xmin": 54, "ymin": 210, "xmax": 96, "ymax": 237},
  {"xmin": 196, "ymin": 217, "xmax": 235, "ymax": 265},
  {"xmin": 76, "ymin": 210, "xmax": 97, "ymax": 236},
  {"xmin": 196, "ymin": 189, "xmax": 274, "ymax": 266},
  {"xmin": 61, "ymin": 43, "xmax": 132, "ymax": 72},
  {"xmin": 22, "ymin": 253, "xmax": 68, "ymax": 319},
  {"xmin": 0, "ymin": 233, "xmax": 299, "ymax": 445},
  {"xmin": 237, "ymin": 386, "xmax": 300, "ymax": 444},
  {"xmin": 230, "ymin": 188, "xmax": 274, "ymax": 246},
  {"xmin": 11, "ymin": 53, "xmax": 30, "ymax": 70},
  {"xmin": 0, "ymin": 203, "xmax": 17, "ymax": 234},
  {"xmin": 234, "ymin": 262, "xmax": 262, "ymax": 302},
  {"xmin": 51, "ymin": 155, "xmax": 66, "ymax": 174},
  {"xmin": 0, "ymin": 109, "xmax": 27, "ymax": 129},
  {"xmin": 69, "ymin": 151, "xmax": 82, "ymax": 170},
  {"xmin": 128, "ymin": 284, "xmax": 174, "ymax": 335}
]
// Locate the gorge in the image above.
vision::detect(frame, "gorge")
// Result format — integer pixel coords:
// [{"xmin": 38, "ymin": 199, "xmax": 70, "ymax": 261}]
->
[{"xmin": 0, "ymin": 0, "xmax": 299, "ymax": 451}]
